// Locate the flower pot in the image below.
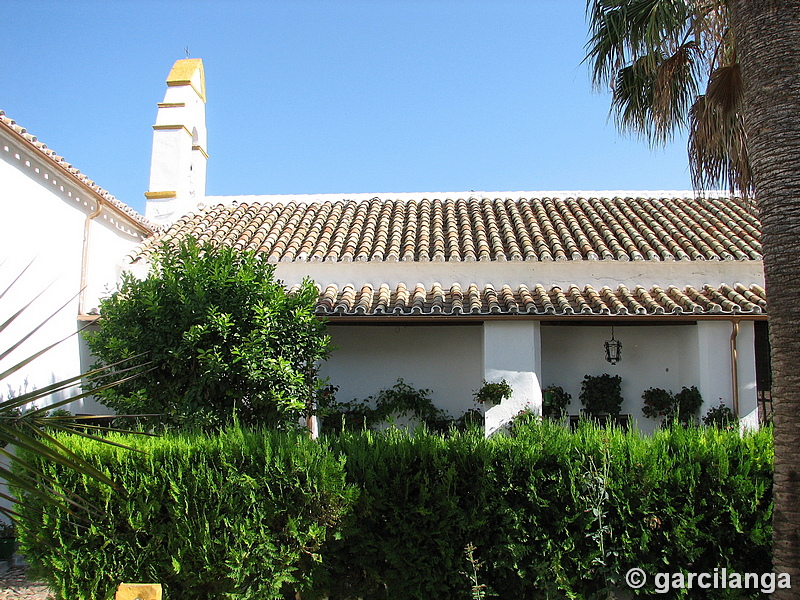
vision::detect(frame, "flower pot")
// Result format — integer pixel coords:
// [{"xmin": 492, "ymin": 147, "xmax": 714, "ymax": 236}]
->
[{"xmin": 0, "ymin": 537, "xmax": 15, "ymax": 560}]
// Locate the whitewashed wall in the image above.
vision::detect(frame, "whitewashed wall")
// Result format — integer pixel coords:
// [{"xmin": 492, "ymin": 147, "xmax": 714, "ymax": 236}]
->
[
  {"xmin": 540, "ymin": 322, "xmax": 756, "ymax": 434},
  {"xmin": 696, "ymin": 320, "xmax": 758, "ymax": 429},
  {"xmin": 318, "ymin": 324, "xmax": 484, "ymax": 421},
  {"xmin": 0, "ymin": 132, "xmax": 148, "ymax": 414},
  {"xmin": 483, "ymin": 320, "xmax": 542, "ymax": 435},
  {"xmin": 317, "ymin": 320, "xmax": 758, "ymax": 434},
  {"xmin": 1, "ymin": 153, "xmax": 87, "ymax": 412},
  {"xmin": 0, "ymin": 126, "xmax": 151, "ymax": 519}
]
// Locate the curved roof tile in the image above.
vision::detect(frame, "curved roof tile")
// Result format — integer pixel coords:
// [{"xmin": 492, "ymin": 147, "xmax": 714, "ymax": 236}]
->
[
  {"xmin": 129, "ymin": 195, "xmax": 761, "ymax": 264},
  {"xmin": 311, "ymin": 282, "xmax": 766, "ymax": 318}
]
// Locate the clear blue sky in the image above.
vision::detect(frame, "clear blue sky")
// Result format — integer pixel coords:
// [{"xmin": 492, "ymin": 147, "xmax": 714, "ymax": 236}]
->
[{"xmin": 3, "ymin": 1, "xmax": 696, "ymax": 216}]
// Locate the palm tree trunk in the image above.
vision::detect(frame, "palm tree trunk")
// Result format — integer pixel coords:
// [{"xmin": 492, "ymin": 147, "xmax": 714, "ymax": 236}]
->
[{"xmin": 729, "ymin": 2, "xmax": 800, "ymax": 597}]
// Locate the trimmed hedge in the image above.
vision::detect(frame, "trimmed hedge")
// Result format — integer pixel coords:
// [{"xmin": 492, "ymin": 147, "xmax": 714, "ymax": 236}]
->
[
  {"xmin": 16, "ymin": 422, "xmax": 772, "ymax": 600},
  {"xmin": 326, "ymin": 423, "xmax": 772, "ymax": 599},
  {"xmin": 16, "ymin": 428, "xmax": 355, "ymax": 600}
]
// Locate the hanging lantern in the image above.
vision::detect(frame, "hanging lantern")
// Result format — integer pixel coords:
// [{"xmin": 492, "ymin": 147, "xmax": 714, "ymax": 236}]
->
[{"xmin": 604, "ymin": 326, "xmax": 622, "ymax": 365}]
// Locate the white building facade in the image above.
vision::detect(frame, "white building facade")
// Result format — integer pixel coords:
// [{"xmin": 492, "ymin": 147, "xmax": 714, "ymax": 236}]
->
[
  {"xmin": 1, "ymin": 57, "xmax": 768, "ymax": 437},
  {"xmin": 0, "ymin": 111, "xmax": 155, "ymax": 414},
  {"xmin": 136, "ymin": 60, "xmax": 768, "ymax": 434}
]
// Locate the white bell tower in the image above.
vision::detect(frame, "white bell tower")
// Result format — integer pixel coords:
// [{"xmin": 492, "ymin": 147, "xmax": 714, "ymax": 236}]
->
[{"xmin": 145, "ymin": 58, "xmax": 207, "ymax": 225}]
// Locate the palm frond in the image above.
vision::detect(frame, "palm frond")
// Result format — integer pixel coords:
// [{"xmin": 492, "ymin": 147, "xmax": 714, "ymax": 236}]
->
[
  {"xmin": 612, "ymin": 55, "xmax": 657, "ymax": 136},
  {"xmin": 0, "ymin": 265, "xmax": 154, "ymax": 524},
  {"xmin": 586, "ymin": 0, "xmax": 752, "ymax": 198},
  {"xmin": 688, "ymin": 63, "xmax": 751, "ymax": 196},
  {"xmin": 628, "ymin": 0, "xmax": 692, "ymax": 56},
  {"xmin": 0, "ymin": 292, "xmax": 77, "ymax": 365},
  {"xmin": 586, "ymin": 0, "xmax": 694, "ymax": 89},
  {"xmin": 652, "ymin": 41, "xmax": 701, "ymax": 141},
  {"xmin": 587, "ymin": 0, "xmax": 635, "ymax": 87},
  {"xmin": 0, "ymin": 262, "xmax": 36, "ymax": 304},
  {"xmin": 0, "ymin": 356, "xmax": 150, "ymax": 416}
]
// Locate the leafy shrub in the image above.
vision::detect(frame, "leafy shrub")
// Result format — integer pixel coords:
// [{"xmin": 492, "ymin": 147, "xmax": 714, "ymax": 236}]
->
[
  {"xmin": 325, "ymin": 428, "xmax": 494, "ymax": 599},
  {"xmin": 16, "ymin": 427, "xmax": 355, "ymax": 600},
  {"xmin": 542, "ymin": 385, "xmax": 571, "ymax": 420},
  {"xmin": 370, "ymin": 378, "xmax": 445, "ymax": 425},
  {"xmin": 321, "ymin": 398, "xmax": 373, "ymax": 433},
  {"xmin": 0, "ymin": 520, "xmax": 15, "ymax": 539},
  {"xmin": 85, "ymin": 238, "xmax": 330, "ymax": 430},
  {"xmin": 643, "ymin": 386, "xmax": 704, "ymax": 426},
  {"xmin": 323, "ymin": 379, "xmax": 452, "ymax": 432},
  {"xmin": 703, "ymin": 402, "xmax": 737, "ymax": 428},
  {"xmin": 473, "ymin": 380, "xmax": 513, "ymax": 406},
  {"xmin": 641, "ymin": 387, "xmax": 674, "ymax": 420},
  {"xmin": 674, "ymin": 386, "xmax": 704, "ymax": 422},
  {"xmin": 0, "ymin": 265, "xmax": 151, "ymax": 522},
  {"xmin": 579, "ymin": 374, "xmax": 623, "ymax": 417},
  {"xmin": 453, "ymin": 408, "xmax": 484, "ymax": 431},
  {"xmin": 508, "ymin": 406, "xmax": 540, "ymax": 433},
  {"xmin": 326, "ymin": 423, "xmax": 771, "ymax": 599}
]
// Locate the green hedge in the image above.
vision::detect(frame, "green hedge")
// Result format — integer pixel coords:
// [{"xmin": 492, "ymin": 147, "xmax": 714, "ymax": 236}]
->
[
  {"xmin": 16, "ymin": 422, "xmax": 772, "ymax": 600},
  {"xmin": 326, "ymin": 423, "xmax": 772, "ymax": 599},
  {"xmin": 16, "ymin": 428, "xmax": 355, "ymax": 600}
]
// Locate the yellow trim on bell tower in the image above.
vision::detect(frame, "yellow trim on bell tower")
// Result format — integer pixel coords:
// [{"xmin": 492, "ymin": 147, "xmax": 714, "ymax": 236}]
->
[{"xmin": 166, "ymin": 58, "xmax": 206, "ymax": 103}]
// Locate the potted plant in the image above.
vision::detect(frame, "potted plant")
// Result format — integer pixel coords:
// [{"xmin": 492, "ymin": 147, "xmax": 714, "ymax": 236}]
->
[
  {"xmin": 0, "ymin": 521, "xmax": 16, "ymax": 560},
  {"xmin": 542, "ymin": 385, "xmax": 571, "ymax": 421},
  {"xmin": 703, "ymin": 402, "xmax": 736, "ymax": 429},
  {"xmin": 641, "ymin": 387, "xmax": 674, "ymax": 421},
  {"xmin": 579, "ymin": 374, "xmax": 623, "ymax": 418},
  {"xmin": 673, "ymin": 386, "xmax": 703, "ymax": 424},
  {"xmin": 473, "ymin": 379, "xmax": 513, "ymax": 406},
  {"xmin": 642, "ymin": 386, "xmax": 703, "ymax": 426}
]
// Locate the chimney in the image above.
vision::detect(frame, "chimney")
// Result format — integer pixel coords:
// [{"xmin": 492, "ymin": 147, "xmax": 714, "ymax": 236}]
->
[{"xmin": 145, "ymin": 59, "xmax": 207, "ymax": 225}]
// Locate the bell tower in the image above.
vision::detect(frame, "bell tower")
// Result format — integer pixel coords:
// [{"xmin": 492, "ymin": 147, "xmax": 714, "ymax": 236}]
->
[{"xmin": 145, "ymin": 58, "xmax": 207, "ymax": 225}]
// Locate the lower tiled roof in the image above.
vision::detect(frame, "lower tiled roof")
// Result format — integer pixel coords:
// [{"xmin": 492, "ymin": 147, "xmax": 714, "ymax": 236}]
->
[{"xmin": 304, "ymin": 282, "xmax": 766, "ymax": 317}]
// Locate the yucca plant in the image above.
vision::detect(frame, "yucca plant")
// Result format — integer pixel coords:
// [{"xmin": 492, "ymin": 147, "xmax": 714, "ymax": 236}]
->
[{"xmin": 0, "ymin": 263, "xmax": 152, "ymax": 523}]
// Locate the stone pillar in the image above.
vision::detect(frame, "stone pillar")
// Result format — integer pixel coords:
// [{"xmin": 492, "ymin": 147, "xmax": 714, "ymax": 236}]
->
[{"xmin": 483, "ymin": 320, "xmax": 542, "ymax": 436}]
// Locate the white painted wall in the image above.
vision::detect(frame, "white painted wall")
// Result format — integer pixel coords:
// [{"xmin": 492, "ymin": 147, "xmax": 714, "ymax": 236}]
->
[
  {"xmin": 318, "ymin": 324, "xmax": 484, "ymax": 421},
  {"xmin": 0, "ymin": 122, "xmax": 151, "ymax": 519},
  {"xmin": 696, "ymin": 320, "xmax": 758, "ymax": 429},
  {"xmin": 315, "ymin": 318, "xmax": 759, "ymax": 435},
  {"xmin": 1, "ymin": 151, "xmax": 88, "ymax": 412},
  {"xmin": 84, "ymin": 213, "xmax": 150, "ymax": 315},
  {"xmin": 541, "ymin": 324, "xmax": 702, "ymax": 434},
  {"xmin": 735, "ymin": 320, "xmax": 758, "ymax": 429},
  {"xmin": 540, "ymin": 321, "xmax": 757, "ymax": 432},
  {"xmin": 0, "ymin": 129, "xmax": 147, "ymax": 414},
  {"xmin": 273, "ymin": 256, "xmax": 765, "ymax": 297}
]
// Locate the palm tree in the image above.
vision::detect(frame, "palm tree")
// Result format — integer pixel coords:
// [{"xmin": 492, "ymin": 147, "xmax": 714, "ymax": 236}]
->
[
  {"xmin": 585, "ymin": 1, "xmax": 800, "ymax": 595},
  {"xmin": 585, "ymin": 0, "xmax": 749, "ymax": 194}
]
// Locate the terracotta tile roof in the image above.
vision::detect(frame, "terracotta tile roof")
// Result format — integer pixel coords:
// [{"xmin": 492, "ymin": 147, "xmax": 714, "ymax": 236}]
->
[
  {"xmin": 133, "ymin": 195, "xmax": 760, "ymax": 263},
  {"xmin": 0, "ymin": 110, "xmax": 157, "ymax": 233},
  {"xmin": 307, "ymin": 282, "xmax": 766, "ymax": 317}
]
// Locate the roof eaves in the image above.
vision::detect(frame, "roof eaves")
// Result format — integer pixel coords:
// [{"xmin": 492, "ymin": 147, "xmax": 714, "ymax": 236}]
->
[{"xmin": 0, "ymin": 110, "xmax": 159, "ymax": 235}]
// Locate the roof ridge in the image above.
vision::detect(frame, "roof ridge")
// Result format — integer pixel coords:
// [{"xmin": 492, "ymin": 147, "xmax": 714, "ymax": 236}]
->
[{"xmin": 203, "ymin": 190, "xmax": 738, "ymax": 206}]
